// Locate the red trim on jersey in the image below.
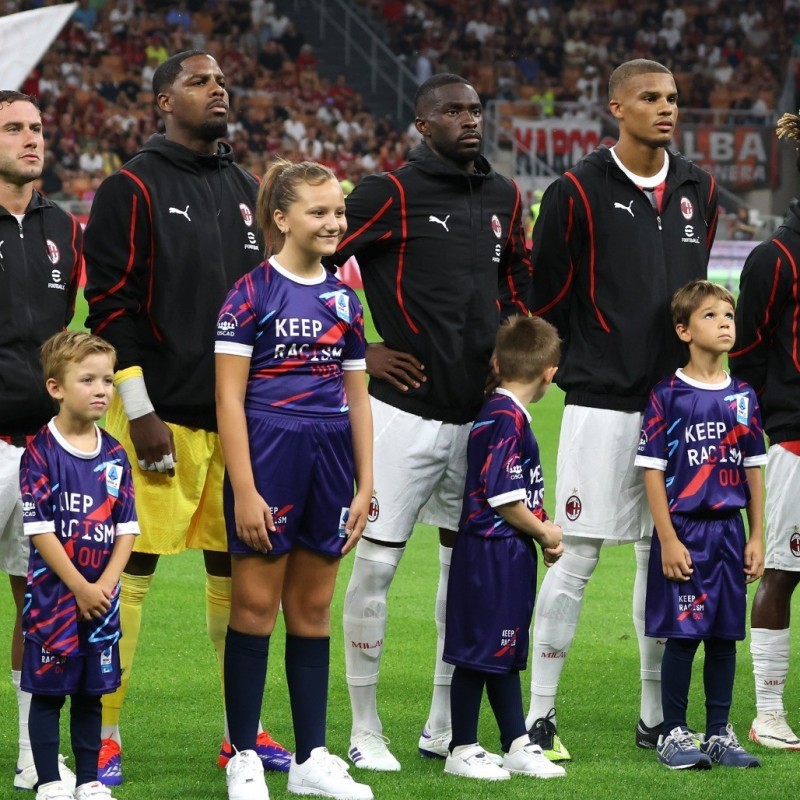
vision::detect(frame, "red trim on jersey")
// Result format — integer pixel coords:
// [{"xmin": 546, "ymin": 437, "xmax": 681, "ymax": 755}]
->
[
  {"xmin": 565, "ymin": 172, "xmax": 609, "ymax": 332},
  {"xmin": 502, "ymin": 182, "xmax": 530, "ymax": 315},
  {"xmin": 728, "ymin": 253, "xmax": 782, "ymax": 361},
  {"xmin": 91, "ymin": 307, "xmax": 126, "ymax": 336},
  {"xmin": 779, "ymin": 440, "xmax": 800, "ymax": 455},
  {"xmin": 533, "ymin": 196, "xmax": 575, "ymax": 316},
  {"xmin": 774, "ymin": 238, "xmax": 800, "ymax": 372},
  {"xmin": 338, "ymin": 197, "xmax": 393, "ymax": 251},
  {"xmin": 386, "ymin": 173, "xmax": 419, "ymax": 334},
  {"xmin": 272, "ymin": 391, "xmax": 314, "ymax": 407},
  {"xmin": 706, "ymin": 176, "xmax": 718, "ymax": 250}
]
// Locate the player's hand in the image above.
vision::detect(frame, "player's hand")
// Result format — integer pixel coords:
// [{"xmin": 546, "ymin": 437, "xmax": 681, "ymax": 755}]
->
[
  {"xmin": 130, "ymin": 412, "xmax": 177, "ymax": 476},
  {"xmin": 341, "ymin": 491, "xmax": 370, "ymax": 555},
  {"xmin": 538, "ymin": 520, "xmax": 562, "ymax": 551},
  {"xmin": 744, "ymin": 537, "xmax": 764, "ymax": 584},
  {"xmin": 235, "ymin": 489, "xmax": 274, "ymax": 554},
  {"xmin": 74, "ymin": 581, "xmax": 112, "ymax": 621},
  {"xmin": 365, "ymin": 342, "xmax": 425, "ymax": 392},
  {"xmin": 542, "ymin": 541, "xmax": 563, "ymax": 568},
  {"xmin": 661, "ymin": 537, "xmax": 693, "ymax": 582}
]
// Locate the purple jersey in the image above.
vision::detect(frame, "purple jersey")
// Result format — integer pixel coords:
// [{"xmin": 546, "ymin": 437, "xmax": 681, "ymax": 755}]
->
[
  {"xmin": 459, "ymin": 389, "xmax": 546, "ymax": 539},
  {"xmin": 20, "ymin": 421, "xmax": 139, "ymax": 656},
  {"xmin": 215, "ymin": 257, "xmax": 366, "ymax": 417},
  {"xmin": 635, "ymin": 370, "xmax": 767, "ymax": 513}
]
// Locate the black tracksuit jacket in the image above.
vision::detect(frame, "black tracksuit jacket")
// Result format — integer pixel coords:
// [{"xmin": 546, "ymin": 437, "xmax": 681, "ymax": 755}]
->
[
  {"xmin": 84, "ymin": 135, "xmax": 261, "ymax": 431},
  {"xmin": 530, "ymin": 146, "xmax": 719, "ymax": 412},
  {"xmin": 730, "ymin": 200, "xmax": 800, "ymax": 444},
  {"xmin": 0, "ymin": 192, "xmax": 81, "ymax": 438},
  {"xmin": 332, "ymin": 143, "xmax": 530, "ymax": 425}
]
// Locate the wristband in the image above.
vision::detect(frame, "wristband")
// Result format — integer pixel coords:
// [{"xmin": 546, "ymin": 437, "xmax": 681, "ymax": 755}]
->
[{"xmin": 114, "ymin": 367, "xmax": 155, "ymax": 420}]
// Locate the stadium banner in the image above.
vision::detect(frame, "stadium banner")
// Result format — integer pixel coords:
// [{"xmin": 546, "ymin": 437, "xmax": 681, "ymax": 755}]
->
[
  {"xmin": 513, "ymin": 118, "xmax": 603, "ymax": 173},
  {"xmin": 0, "ymin": 3, "xmax": 77, "ymax": 91},
  {"xmin": 674, "ymin": 125, "xmax": 779, "ymax": 191}
]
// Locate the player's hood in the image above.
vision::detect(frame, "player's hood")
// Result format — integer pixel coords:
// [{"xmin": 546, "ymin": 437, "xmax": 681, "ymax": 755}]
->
[
  {"xmin": 137, "ymin": 133, "xmax": 236, "ymax": 175},
  {"xmin": 406, "ymin": 143, "xmax": 496, "ymax": 180}
]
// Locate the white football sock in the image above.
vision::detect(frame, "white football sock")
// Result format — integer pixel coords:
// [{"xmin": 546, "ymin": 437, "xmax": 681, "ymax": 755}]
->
[
  {"xmin": 12, "ymin": 670, "xmax": 33, "ymax": 767},
  {"xmin": 527, "ymin": 536, "xmax": 601, "ymax": 727},
  {"xmin": 751, "ymin": 627, "xmax": 790, "ymax": 713},
  {"xmin": 425, "ymin": 544, "xmax": 454, "ymax": 735},
  {"xmin": 634, "ymin": 538, "xmax": 664, "ymax": 727},
  {"xmin": 343, "ymin": 538, "xmax": 404, "ymax": 736}
]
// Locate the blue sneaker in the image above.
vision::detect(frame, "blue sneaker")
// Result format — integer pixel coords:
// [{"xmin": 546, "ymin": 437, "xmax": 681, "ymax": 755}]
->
[
  {"xmin": 656, "ymin": 727, "xmax": 712, "ymax": 770},
  {"xmin": 97, "ymin": 738, "xmax": 123, "ymax": 785},
  {"xmin": 702, "ymin": 725, "xmax": 761, "ymax": 768}
]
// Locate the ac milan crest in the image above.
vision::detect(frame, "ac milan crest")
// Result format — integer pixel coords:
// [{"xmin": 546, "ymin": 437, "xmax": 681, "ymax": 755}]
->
[
  {"xmin": 239, "ymin": 203, "xmax": 253, "ymax": 227},
  {"xmin": 680, "ymin": 197, "xmax": 694, "ymax": 221},
  {"xmin": 491, "ymin": 214, "xmax": 502, "ymax": 239},
  {"xmin": 368, "ymin": 495, "xmax": 379, "ymax": 522},
  {"xmin": 790, "ymin": 531, "xmax": 800, "ymax": 558},
  {"xmin": 565, "ymin": 494, "xmax": 582, "ymax": 521},
  {"xmin": 46, "ymin": 239, "xmax": 60, "ymax": 264}
]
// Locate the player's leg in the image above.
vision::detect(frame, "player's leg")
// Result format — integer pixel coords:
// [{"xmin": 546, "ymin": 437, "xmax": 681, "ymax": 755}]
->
[
  {"xmin": 70, "ymin": 692, "xmax": 103, "ymax": 793},
  {"xmin": 344, "ymin": 398, "xmax": 444, "ymax": 770},
  {"xmin": 416, "ymin": 420, "xmax": 470, "ymax": 757},
  {"xmin": 527, "ymin": 534, "xmax": 601, "ymax": 758},
  {"xmin": 633, "ymin": 534, "xmax": 666, "ymax": 747},
  {"xmin": 749, "ymin": 442, "xmax": 800, "ymax": 749},
  {"xmin": 225, "ymin": 553, "xmax": 286, "ymax": 800}
]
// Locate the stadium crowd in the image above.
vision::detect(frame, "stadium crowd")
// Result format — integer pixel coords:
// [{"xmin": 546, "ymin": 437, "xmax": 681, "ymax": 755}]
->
[{"xmin": 14, "ymin": 0, "xmax": 798, "ymax": 202}]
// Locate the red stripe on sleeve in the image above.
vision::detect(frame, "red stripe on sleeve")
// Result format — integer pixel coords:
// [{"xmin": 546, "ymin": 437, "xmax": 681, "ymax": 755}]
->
[{"xmin": 386, "ymin": 173, "xmax": 419, "ymax": 334}]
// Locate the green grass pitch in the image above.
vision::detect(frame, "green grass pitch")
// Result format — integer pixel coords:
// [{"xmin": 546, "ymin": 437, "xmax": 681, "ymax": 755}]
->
[{"xmin": 0, "ymin": 292, "xmax": 797, "ymax": 798}]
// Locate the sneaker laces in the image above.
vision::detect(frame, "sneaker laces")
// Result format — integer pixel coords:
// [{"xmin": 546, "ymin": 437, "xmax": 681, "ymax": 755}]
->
[
  {"xmin": 760, "ymin": 710, "xmax": 797, "ymax": 737},
  {"xmin": 312, "ymin": 748, "xmax": 351, "ymax": 777},
  {"xmin": 228, "ymin": 749, "xmax": 263, "ymax": 780},
  {"xmin": 354, "ymin": 730, "xmax": 392, "ymax": 757},
  {"xmin": 713, "ymin": 724, "xmax": 743, "ymax": 750},
  {"xmin": 98, "ymin": 740, "xmax": 120, "ymax": 768},
  {"xmin": 670, "ymin": 728, "xmax": 700, "ymax": 751},
  {"xmin": 531, "ymin": 708, "xmax": 558, "ymax": 748}
]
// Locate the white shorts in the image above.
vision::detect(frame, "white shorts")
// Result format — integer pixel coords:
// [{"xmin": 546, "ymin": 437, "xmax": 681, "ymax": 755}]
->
[
  {"xmin": 365, "ymin": 396, "xmax": 470, "ymax": 544},
  {"xmin": 764, "ymin": 443, "xmax": 800, "ymax": 571},
  {"xmin": 554, "ymin": 405, "xmax": 652, "ymax": 543},
  {"xmin": 0, "ymin": 439, "xmax": 28, "ymax": 577}
]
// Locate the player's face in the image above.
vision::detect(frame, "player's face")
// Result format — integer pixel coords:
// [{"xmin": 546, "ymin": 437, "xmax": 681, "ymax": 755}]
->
[
  {"xmin": 677, "ymin": 298, "xmax": 736, "ymax": 355},
  {"xmin": 609, "ymin": 72, "xmax": 678, "ymax": 148},
  {"xmin": 415, "ymin": 83, "xmax": 483, "ymax": 171},
  {"xmin": 47, "ymin": 354, "xmax": 115, "ymax": 425},
  {"xmin": 158, "ymin": 54, "xmax": 229, "ymax": 143},
  {"xmin": 276, "ymin": 178, "xmax": 346, "ymax": 260},
  {"xmin": 0, "ymin": 100, "xmax": 44, "ymax": 185}
]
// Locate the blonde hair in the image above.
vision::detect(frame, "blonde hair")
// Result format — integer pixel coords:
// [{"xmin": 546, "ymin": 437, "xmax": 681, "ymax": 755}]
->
[
  {"xmin": 40, "ymin": 331, "xmax": 117, "ymax": 384},
  {"xmin": 671, "ymin": 280, "xmax": 735, "ymax": 328},
  {"xmin": 256, "ymin": 157, "xmax": 339, "ymax": 255},
  {"xmin": 494, "ymin": 315, "xmax": 561, "ymax": 382}
]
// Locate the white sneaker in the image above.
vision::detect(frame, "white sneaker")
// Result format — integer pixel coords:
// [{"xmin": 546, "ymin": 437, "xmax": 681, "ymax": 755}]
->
[
  {"xmin": 35, "ymin": 781, "xmax": 74, "ymax": 800},
  {"xmin": 444, "ymin": 744, "xmax": 511, "ymax": 781},
  {"xmin": 16, "ymin": 755, "xmax": 77, "ymax": 791},
  {"xmin": 503, "ymin": 743, "xmax": 566, "ymax": 778},
  {"xmin": 348, "ymin": 729, "xmax": 400, "ymax": 771},
  {"xmin": 288, "ymin": 747, "xmax": 373, "ymax": 799},
  {"xmin": 74, "ymin": 781, "xmax": 117, "ymax": 799},
  {"xmin": 750, "ymin": 711, "xmax": 800, "ymax": 750},
  {"xmin": 226, "ymin": 749, "xmax": 270, "ymax": 800},
  {"xmin": 418, "ymin": 726, "xmax": 504, "ymax": 766}
]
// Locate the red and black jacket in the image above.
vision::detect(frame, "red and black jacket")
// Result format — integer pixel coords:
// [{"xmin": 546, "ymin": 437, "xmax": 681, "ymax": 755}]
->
[
  {"xmin": 0, "ymin": 192, "xmax": 81, "ymax": 439},
  {"xmin": 84, "ymin": 135, "xmax": 261, "ymax": 431},
  {"xmin": 332, "ymin": 143, "xmax": 530, "ymax": 425},
  {"xmin": 730, "ymin": 200, "xmax": 800, "ymax": 444},
  {"xmin": 530, "ymin": 146, "xmax": 718, "ymax": 412}
]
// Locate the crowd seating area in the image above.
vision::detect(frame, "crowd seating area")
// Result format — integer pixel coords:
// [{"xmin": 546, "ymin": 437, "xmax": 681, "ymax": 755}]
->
[{"xmin": 14, "ymin": 0, "xmax": 799, "ymax": 202}]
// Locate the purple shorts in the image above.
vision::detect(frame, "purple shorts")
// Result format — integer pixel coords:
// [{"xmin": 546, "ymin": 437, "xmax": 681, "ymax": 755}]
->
[
  {"xmin": 224, "ymin": 412, "xmax": 354, "ymax": 558},
  {"xmin": 646, "ymin": 512, "xmax": 747, "ymax": 640},
  {"xmin": 21, "ymin": 639, "xmax": 121, "ymax": 696},
  {"xmin": 444, "ymin": 532, "xmax": 538, "ymax": 674}
]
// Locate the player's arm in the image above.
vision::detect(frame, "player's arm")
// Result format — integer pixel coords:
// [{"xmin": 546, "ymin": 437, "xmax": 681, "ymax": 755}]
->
[
  {"xmin": 497, "ymin": 501, "xmax": 562, "ymax": 551},
  {"xmin": 215, "ymin": 352, "xmax": 274, "ymax": 553},
  {"xmin": 96, "ymin": 533, "xmax": 136, "ymax": 600},
  {"xmin": 529, "ymin": 177, "xmax": 582, "ymax": 336},
  {"xmin": 643, "ymin": 468, "xmax": 693, "ymax": 582},
  {"xmin": 62, "ymin": 215, "xmax": 83, "ymax": 328},
  {"xmin": 83, "ymin": 174, "xmax": 176, "ymax": 475},
  {"xmin": 744, "ymin": 465, "xmax": 765, "ymax": 583},
  {"xmin": 343, "ymin": 369, "xmax": 373, "ymax": 556},
  {"xmin": 729, "ymin": 241, "xmax": 789, "ymax": 392},
  {"xmin": 703, "ymin": 174, "xmax": 720, "ymax": 252},
  {"xmin": 30, "ymin": 533, "xmax": 110, "ymax": 620},
  {"xmin": 497, "ymin": 181, "xmax": 531, "ymax": 318}
]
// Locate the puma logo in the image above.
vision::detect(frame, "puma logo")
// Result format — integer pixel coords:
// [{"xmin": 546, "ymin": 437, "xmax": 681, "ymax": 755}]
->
[
  {"xmin": 428, "ymin": 214, "xmax": 450, "ymax": 232},
  {"xmin": 169, "ymin": 205, "xmax": 191, "ymax": 221},
  {"xmin": 614, "ymin": 201, "xmax": 634, "ymax": 217}
]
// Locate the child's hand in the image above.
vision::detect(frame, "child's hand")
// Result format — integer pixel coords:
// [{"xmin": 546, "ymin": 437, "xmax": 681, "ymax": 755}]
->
[
  {"xmin": 235, "ymin": 489, "xmax": 275, "ymax": 554},
  {"xmin": 538, "ymin": 520, "xmax": 562, "ymax": 551},
  {"xmin": 542, "ymin": 542, "xmax": 563, "ymax": 568},
  {"xmin": 341, "ymin": 491, "xmax": 370, "ymax": 555},
  {"xmin": 744, "ymin": 537, "xmax": 764, "ymax": 584},
  {"xmin": 75, "ymin": 581, "xmax": 112, "ymax": 621},
  {"xmin": 661, "ymin": 538, "xmax": 693, "ymax": 582}
]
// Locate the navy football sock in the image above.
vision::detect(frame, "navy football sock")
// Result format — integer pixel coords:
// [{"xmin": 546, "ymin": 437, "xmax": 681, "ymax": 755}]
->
[
  {"xmin": 285, "ymin": 634, "xmax": 329, "ymax": 764},
  {"xmin": 486, "ymin": 672, "xmax": 527, "ymax": 754},
  {"xmin": 661, "ymin": 638, "xmax": 700, "ymax": 735},
  {"xmin": 70, "ymin": 692, "xmax": 102, "ymax": 787},
  {"xmin": 449, "ymin": 666, "xmax": 485, "ymax": 751},
  {"xmin": 704, "ymin": 637, "xmax": 736, "ymax": 738},
  {"xmin": 29, "ymin": 693, "xmax": 65, "ymax": 785},
  {"xmin": 225, "ymin": 627, "xmax": 270, "ymax": 753}
]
